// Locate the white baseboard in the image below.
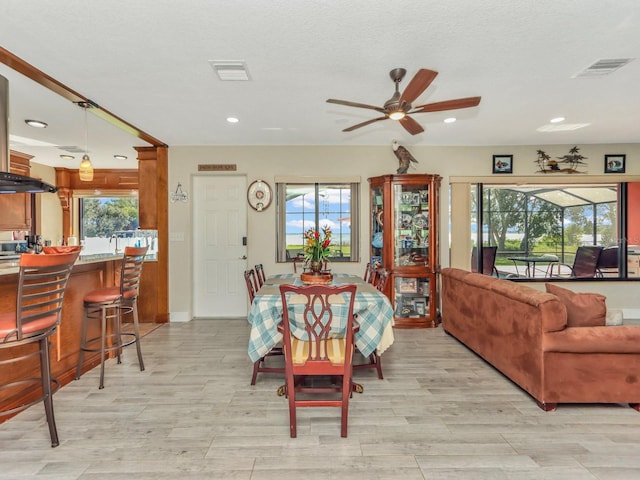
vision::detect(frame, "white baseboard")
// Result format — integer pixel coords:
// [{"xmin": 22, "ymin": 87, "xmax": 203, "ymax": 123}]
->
[
  {"xmin": 622, "ymin": 308, "xmax": 640, "ymax": 321},
  {"xmin": 169, "ymin": 311, "xmax": 191, "ymax": 322}
]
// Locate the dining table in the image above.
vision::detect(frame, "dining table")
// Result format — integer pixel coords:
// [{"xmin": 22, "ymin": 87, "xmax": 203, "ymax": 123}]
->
[{"xmin": 247, "ymin": 273, "xmax": 395, "ymax": 363}]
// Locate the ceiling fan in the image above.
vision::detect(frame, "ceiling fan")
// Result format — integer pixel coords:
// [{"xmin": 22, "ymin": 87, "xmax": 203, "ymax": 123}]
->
[{"xmin": 327, "ymin": 68, "xmax": 481, "ymax": 135}]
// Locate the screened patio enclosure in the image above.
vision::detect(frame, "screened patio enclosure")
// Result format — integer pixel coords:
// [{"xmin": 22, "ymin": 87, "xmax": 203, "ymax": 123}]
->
[{"xmin": 475, "ymin": 183, "xmax": 620, "ymax": 276}]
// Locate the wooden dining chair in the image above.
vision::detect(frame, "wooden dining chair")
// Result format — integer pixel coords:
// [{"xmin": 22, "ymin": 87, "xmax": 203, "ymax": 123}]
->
[
  {"xmin": 245, "ymin": 269, "xmax": 284, "ymax": 385},
  {"xmin": 254, "ymin": 264, "xmax": 266, "ymax": 288},
  {"xmin": 353, "ymin": 268, "xmax": 388, "ymax": 380},
  {"xmin": 363, "ymin": 262, "xmax": 371, "ymax": 282},
  {"xmin": 279, "ymin": 284, "xmax": 358, "ymax": 437},
  {"xmin": 367, "ymin": 265, "xmax": 379, "ymax": 285},
  {"xmin": 375, "ymin": 268, "xmax": 390, "ymax": 293},
  {"xmin": 244, "ymin": 269, "xmax": 258, "ymax": 303}
]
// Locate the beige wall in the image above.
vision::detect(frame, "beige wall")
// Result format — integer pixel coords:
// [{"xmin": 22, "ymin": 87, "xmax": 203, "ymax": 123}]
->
[
  {"xmin": 30, "ymin": 162, "xmax": 64, "ymax": 245},
  {"xmin": 168, "ymin": 143, "xmax": 640, "ymax": 321}
]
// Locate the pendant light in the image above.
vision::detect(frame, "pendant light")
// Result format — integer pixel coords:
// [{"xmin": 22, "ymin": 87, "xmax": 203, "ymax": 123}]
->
[{"xmin": 78, "ymin": 102, "xmax": 94, "ymax": 182}]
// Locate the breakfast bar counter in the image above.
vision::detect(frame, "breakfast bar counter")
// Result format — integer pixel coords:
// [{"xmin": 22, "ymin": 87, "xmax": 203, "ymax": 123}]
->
[{"xmin": 0, "ymin": 253, "xmax": 162, "ymax": 418}]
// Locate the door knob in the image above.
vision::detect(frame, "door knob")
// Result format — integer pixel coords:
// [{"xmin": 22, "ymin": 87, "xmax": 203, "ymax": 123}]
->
[{"xmin": 240, "ymin": 255, "xmax": 247, "ymax": 260}]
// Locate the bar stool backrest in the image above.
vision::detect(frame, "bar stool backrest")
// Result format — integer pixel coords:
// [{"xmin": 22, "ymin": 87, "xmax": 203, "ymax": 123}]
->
[
  {"xmin": 119, "ymin": 246, "xmax": 149, "ymax": 304},
  {"xmin": 10, "ymin": 251, "xmax": 80, "ymax": 343}
]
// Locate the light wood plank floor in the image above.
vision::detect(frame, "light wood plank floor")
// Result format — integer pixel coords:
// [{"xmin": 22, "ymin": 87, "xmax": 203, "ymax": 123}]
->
[{"xmin": 2, "ymin": 319, "xmax": 640, "ymax": 479}]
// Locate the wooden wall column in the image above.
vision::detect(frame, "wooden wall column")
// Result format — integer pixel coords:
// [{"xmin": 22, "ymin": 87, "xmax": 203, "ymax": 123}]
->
[{"xmin": 136, "ymin": 145, "xmax": 169, "ymax": 323}]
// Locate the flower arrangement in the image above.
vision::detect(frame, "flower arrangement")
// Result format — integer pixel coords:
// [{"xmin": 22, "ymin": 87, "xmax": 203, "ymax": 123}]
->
[{"xmin": 303, "ymin": 226, "xmax": 332, "ymax": 264}]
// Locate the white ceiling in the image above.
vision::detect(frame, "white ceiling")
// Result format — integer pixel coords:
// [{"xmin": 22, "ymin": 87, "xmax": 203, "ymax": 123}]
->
[{"xmin": 1, "ymin": 0, "xmax": 639, "ymax": 170}]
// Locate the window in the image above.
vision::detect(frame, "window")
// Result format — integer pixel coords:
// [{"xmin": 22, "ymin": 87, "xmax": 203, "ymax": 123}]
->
[
  {"xmin": 276, "ymin": 182, "xmax": 360, "ymax": 263},
  {"xmin": 470, "ymin": 182, "xmax": 638, "ymax": 279},
  {"xmin": 77, "ymin": 193, "xmax": 158, "ymax": 256}
]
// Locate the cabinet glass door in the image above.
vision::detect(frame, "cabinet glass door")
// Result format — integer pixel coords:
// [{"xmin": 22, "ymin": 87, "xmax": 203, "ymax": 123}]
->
[
  {"xmin": 393, "ymin": 275, "xmax": 430, "ymax": 318},
  {"xmin": 371, "ymin": 185, "xmax": 384, "ymax": 267},
  {"xmin": 392, "ymin": 183, "xmax": 430, "ymax": 267}
]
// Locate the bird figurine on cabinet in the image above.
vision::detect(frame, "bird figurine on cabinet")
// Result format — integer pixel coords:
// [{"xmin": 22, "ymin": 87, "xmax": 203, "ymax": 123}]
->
[{"xmin": 392, "ymin": 140, "xmax": 419, "ymax": 174}]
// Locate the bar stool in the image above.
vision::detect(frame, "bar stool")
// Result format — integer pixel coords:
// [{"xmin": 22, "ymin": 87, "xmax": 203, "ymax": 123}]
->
[
  {"xmin": 0, "ymin": 251, "xmax": 80, "ymax": 447},
  {"xmin": 75, "ymin": 246, "xmax": 148, "ymax": 389}
]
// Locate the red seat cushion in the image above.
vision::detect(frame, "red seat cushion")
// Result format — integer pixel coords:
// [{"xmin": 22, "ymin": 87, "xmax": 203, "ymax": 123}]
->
[
  {"xmin": 83, "ymin": 287, "xmax": 121, "ymax": 304},
  {"xmin": 0, "ymin": 311, "xmax": 58, "ymax": 341}
]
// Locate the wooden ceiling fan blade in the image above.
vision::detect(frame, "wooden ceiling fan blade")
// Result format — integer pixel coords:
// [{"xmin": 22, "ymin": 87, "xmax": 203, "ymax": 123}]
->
[
  {"xmin": 412, "ymin": 96, "xmax": 481, "ymax": 113},
  {"xmin": 399, "ymin": 69, "xmax": 438, "ymax": 105},
  {"xmin": 327, "ymin": 98, "xmax": 385, "ymax": 113},
  {"xmin": 343, "ymin": 116, "xmax": 388, "ymax": 132},
  {"xmin": 399, "ymin": 116, "xmax": 424, "ymax": 135}
]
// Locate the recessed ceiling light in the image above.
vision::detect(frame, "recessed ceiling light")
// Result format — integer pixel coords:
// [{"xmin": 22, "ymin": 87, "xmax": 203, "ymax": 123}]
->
[
  {"xmin": 227, "ymin": 117, "xmax": 239, "ymax": 123},
  {"xmin": 537, "ymin": 123, "xmax": 590, "ymax": 132},
  {"xmin": 59, "ymin": 154, "xmax": 75, "ymax": 160},
  {"xmin": 25, "ymin": 119, "xmax": 48, "ymax": 128},
  {"xmin": 113, "ymin": 154, "xmax": 128, "ymax": 160},
  {"xmin": 444, "ymin": 117, "xmax": 456, "ymax": 124},
  {"xmin": 550, "ymin": 117, "xmax": 565, "ymax": 123}
]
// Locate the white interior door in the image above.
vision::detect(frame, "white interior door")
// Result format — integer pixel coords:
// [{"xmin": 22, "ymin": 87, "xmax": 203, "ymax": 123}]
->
[{"xmin": 193, "ymin": 175, "xmax": 247, "ymax": 318}]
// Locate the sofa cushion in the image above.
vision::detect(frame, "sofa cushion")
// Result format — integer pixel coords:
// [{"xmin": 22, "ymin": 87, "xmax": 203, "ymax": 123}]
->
[{"xmin": 545, "ymin": 283, "xmax": 606, "ymax": 327}]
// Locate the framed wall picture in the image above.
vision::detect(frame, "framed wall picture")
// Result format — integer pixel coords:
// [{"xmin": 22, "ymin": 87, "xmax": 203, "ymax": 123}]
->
[
  {"xmin": 492, "ymin": 154, "xmax": 513, "ymax": 174},
  {"xmin": 604, "ymin": 154, "xmax": 626, "ymax": 174}
]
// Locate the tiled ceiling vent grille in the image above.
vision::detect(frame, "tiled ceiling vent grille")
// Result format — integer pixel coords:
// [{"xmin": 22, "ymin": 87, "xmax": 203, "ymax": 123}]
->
[
  {"xmin": 573, "ymin": 58, "xmax": 633, "ymax": 78},
  {"xmin": 209, "ymin": 61, "xmax": 250, "ymax": 81}
]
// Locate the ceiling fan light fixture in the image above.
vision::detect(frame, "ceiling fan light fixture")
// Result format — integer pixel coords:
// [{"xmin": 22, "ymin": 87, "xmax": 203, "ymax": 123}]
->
[{"xmin": 389, "ymin": 111, "xmax": 406, "ymax": 120}]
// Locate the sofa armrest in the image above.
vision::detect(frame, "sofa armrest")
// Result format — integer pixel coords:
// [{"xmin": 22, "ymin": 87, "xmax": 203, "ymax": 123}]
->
[{"xmin": 544, "ymin": 325, "xmax": 640, "ymax": 354}]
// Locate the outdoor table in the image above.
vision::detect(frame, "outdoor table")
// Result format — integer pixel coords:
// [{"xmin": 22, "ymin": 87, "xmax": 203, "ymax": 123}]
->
[{"xmin": 507, "ymin": 254, "xmax": 559, "ymax": 278}]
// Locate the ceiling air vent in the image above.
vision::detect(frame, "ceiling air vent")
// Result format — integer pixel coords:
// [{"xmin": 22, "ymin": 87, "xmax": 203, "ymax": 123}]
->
[
  {"xmin": 58, "ymin": 145, "xmax": 85, "ymax": 154},
  {"xmin": 573, "ymin": 58, "xmax": 633, "ymax": 78},
  {"xmin": 209, "ymin": 61, "xmax": 250, "ymax": 81}
]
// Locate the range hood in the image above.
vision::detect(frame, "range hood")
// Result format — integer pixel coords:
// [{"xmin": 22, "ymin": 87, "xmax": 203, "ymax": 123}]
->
[{"xmin": 0, "ymin": 74, "xmax": 56, "ymax": 194}]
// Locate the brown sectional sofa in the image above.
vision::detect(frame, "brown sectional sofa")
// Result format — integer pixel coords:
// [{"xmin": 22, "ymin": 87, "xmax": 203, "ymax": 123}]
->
[{"xmin": 441, "ymin": 267, "xmax": 640, "ymax": 411}]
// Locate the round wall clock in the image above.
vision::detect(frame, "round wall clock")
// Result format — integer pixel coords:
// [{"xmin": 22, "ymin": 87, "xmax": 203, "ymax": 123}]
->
[{"xmin": 247, "ymin": 180, "xmax": 272, "ymax": 211}]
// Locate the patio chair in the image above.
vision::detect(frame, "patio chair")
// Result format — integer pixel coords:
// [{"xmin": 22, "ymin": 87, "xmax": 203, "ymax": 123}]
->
[
  {"xmin": 471, "ymin": 246, "xmax": 498, "ymax": 276},
  {"xmin": 596, "ymin": 246, "xmax": 619, "ymax": 277},
  {"xmin": 555, "ymin": 245, "xmax": 603, "ymax": 278}
]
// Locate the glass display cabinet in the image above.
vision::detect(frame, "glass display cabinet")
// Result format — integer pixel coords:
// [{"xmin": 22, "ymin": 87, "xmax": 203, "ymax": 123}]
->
[{"xmin": 369, "ymin": 174, "xmax": 441, "ymax": 327}]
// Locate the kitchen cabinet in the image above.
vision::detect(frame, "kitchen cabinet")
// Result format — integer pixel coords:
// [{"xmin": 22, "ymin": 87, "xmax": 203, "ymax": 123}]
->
[
  {"xmin": 0, "ymin": 151, "xmax": 32, "ymax": 231},
  {"xmin": 369, "ymin": 174, "xmax": 441, "ymax": 328}
]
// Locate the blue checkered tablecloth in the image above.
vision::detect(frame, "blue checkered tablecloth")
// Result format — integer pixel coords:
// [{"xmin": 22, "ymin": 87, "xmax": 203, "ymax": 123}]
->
[{"xmin": 247, "ymin": 274, "xmax": 394, "ymax": 362}]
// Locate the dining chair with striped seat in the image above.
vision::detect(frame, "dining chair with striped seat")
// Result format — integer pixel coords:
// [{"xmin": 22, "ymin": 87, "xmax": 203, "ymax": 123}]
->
[{"xmin": 278, "ymin": 283, "xmax": 358, "ymax": 437}]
